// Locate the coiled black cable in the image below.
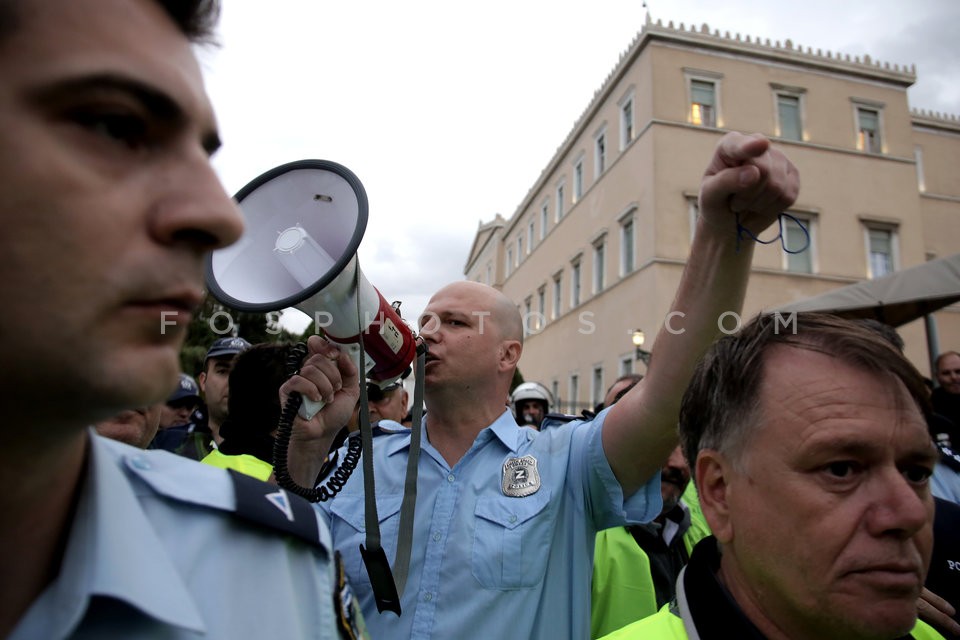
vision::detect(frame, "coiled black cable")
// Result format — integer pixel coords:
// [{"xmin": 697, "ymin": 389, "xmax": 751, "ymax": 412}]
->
[{"xmin": 272, "ymin": 342, "xmax": 362, "ymax": 502}]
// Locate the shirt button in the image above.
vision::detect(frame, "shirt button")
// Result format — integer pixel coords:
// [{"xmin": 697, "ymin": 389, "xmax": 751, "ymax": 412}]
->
[
  {"xmin": 130, "ymin": 455, "xmax": 151, "ymax": 471},
  {"xmin": 424, "ymin": 593, "xmax": 433, "ymax": 602},
  {"xmin": 433, "ymin": 532, "xmax": 441, "ymax": 542},
  {"xmin": 509, "ymin": 515, "xmax": 518, "ymax": 524},
  {"xmin": 447, "ymin": 474, "xmax": 455, "ymax": 483}
]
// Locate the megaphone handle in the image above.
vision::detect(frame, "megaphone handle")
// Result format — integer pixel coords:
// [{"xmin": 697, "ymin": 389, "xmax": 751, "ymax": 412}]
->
[
  {"xmin": 299, "ymin": 396, "xmax": 325, "ymax": 420},
  {"xmin": 273, "ymin": 342, "xmax": 363, "ymax": 503},
  {"xmin": 297, "ymin": 340, "xmax": 364, "ymax": 420}
]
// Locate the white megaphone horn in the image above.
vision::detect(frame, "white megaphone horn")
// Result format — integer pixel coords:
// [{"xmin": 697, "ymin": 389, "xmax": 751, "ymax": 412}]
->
[{"xmin": 205, "ymin": 159, "xmax": 417, "ymax": 416}]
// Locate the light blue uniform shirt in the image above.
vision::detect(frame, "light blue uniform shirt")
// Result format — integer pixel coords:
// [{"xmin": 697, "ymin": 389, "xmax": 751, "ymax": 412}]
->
[
  {"xmin": 11, "ymin": 433, "xmax": 353, "ymax": 639},
  {"xmin": 320, "ymin": 407, "xmax": 661, "ymax": 640},
  {"xmin": 932, "ymin": 462, "xmax": 960, "ymax": 504}
]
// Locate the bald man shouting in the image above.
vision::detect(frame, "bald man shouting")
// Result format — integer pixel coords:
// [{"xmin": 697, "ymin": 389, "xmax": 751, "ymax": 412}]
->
[{"xmin": 283, "ymin": 132, "xmax": 800, "ymax": 640}]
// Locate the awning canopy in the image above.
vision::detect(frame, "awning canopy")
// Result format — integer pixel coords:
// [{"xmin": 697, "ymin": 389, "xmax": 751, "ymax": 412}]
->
[{"xmin": 772, "ymin": 253, "xmax": 960, "ymax": 328}]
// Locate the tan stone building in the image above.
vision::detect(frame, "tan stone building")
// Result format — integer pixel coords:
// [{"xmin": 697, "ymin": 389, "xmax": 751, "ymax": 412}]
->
[{"xmin": 464, "ymin": 17, "xmax": 960, "ymax": 414}]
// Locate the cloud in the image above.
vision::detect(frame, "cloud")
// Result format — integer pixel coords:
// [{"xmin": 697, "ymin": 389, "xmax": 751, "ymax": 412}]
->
[
  {"xmin": 869, "ymin": 5, "xmax": 960, "ymax": 113},
  {"xmin": 206, "ymin": 0, "xmax": 959, "ymax": 339},
  {"xmin": 361, "ymin": 223, "xmax": 473, "ymax": 320}
]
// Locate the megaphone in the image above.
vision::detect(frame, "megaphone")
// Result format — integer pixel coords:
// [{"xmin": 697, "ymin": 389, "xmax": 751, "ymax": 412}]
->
[
  {"xmin": 205, "ymin": 159, "xmax": 418, "ymax": 412},
  {"xmin": 207, "ymin": 160, "xmax": 427, "ymax": 615}
]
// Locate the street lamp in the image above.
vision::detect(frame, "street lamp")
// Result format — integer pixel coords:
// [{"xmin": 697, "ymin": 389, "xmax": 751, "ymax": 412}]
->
[{"xmin": 632, "ymin": 329, "xmax": 651, "ymax": 365}]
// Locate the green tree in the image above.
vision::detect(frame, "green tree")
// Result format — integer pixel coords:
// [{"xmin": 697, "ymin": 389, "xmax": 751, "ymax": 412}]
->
[
  {"xmin": 510, "ymin": 368, "xmax": 525, "ymax": 394},
  {"xmin": 296, "ymin": 320, "xmax": 322, "ymax": 344},
  {"xmin": 179, "ymin": 295, "xmax": 299, "ymax": 375}
]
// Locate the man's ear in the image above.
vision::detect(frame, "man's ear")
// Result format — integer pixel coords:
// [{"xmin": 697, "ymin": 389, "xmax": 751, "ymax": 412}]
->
[
  {"xmin": 498, "ymin": 340, "xmax": 522, "ymax": 371},
  {"xmin": 696, "ymin": 450, "xmax": 735, "ymax": 543},
  {"xmin": 197, "ymin": 371, "xmax": 207, "ymax": 393}
]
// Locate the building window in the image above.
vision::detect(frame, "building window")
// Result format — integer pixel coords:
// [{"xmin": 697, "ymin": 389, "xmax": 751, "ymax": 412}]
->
[
  {"xmin": 782, "ymin": 215, "xmax": 814, "ymax": 274},
  {"xmin": 687, "ymin": 197, "xmax": 700, "ymax": 243},
  {"xmin": 776, "ymin": 93, "xmax": 802, "ymax": 141},
  {"xmin": 595, "ymin": 130, "xmax": 607, "ymax": 176},
  {"xmin": 536, "ymin": 286, "xmax": 546, "ymax": 330},
  {"xmin": 620, "ymin": 214, "xmax": 635, "ymax": 275},
  {"xmin": 516, "ymin": 236, "xmax": 523, "ymax": 264},
  {"xmin": 619, "ymin": 356, "xmax": 634, "ymax": 377},
  {"xmin": 540, "ymin": 201, "xmax": 549, "ymax": 239},
  {"xmin": 620, "ymin": 95, "xmax": 634, "ymax": 150},
  {"xmin": 552, "ymin": 273, "xmax": 562, "ymax": 319},
  {"xmin": 573, "ymin": 159, "xmax": 584, "ymax": 203},
  {"xmin": 486, "ymin": 262, "xmax": 492, "ymax": 285},
  {"xmin": 856, "ymin": 106, "xmax": 882, "ymax": 153},
  {"xmin": 592, "ymin": 366, "xmax": 604, "ymax": 408},
  {"xmin": 915, "ymin": 146, "xmax": 926, "ymax": 192},
  {"xmin": 690, "ymin": 79, "xmax": 716, "ymax": 127},
  {"xmin": 505, "ymin": 248, "xmax": 512, "ymax": 277},
  {"xmin": 523, "ymin": 297, "xmax": 532, "ymax": 337},
  {"xmin": 593, "ymin": 239, "xmax": 606, "ymax": 293},
  {"xmin": 568, "ymin": 374, "xmax": 579, "ymax": 414},
  {"xmin": 556, "ymin": 182, "xmax": 565, "ymax": 221},
  {"xmin": 527, "ymin": 220, "xmax": 535, "ymax": 253},
  {"xmin": 865, "ymin": 225, "xmax": 897, "ymax": 278},
  {"xmin": 571, "ymin": 259, "xmax": 582, "ymax": 307}
]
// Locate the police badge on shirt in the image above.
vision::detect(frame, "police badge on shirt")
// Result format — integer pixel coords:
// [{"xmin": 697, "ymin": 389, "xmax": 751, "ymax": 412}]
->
[{"xmin": 501, "ymin": 455, "xmax": 541, "ymax": 497}]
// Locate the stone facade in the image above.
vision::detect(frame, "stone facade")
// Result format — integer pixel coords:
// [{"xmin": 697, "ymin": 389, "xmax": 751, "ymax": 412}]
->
[{"xmin": 463, "ymin": 18, "xmax": 960, "ymax": 413}]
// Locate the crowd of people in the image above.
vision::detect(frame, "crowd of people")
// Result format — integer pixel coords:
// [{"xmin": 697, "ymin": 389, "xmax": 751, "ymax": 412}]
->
[{"xmin": 2, "ymin": 1, "xmax": 957, "ymax": 639}]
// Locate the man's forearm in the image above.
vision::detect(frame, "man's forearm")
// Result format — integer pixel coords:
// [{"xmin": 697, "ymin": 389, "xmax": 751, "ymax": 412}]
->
[{"xmin": 286, "ymin": 431, "xmax": 342, "ymax": 488}]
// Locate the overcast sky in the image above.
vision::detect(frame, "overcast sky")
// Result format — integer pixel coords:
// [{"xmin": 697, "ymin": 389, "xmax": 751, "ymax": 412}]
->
[{"xmin": 199, "ymin": 0, "xmax": 959, "ymax": 332}]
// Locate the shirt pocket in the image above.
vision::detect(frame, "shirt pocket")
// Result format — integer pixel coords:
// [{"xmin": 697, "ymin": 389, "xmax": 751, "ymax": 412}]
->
[
  {"xmin": 472, "ymin": 490, "xmax": 554, "ymax": 589},
  {"xmin": 329, "ymin": 494, "xmax": 403, "ymax": 593}
]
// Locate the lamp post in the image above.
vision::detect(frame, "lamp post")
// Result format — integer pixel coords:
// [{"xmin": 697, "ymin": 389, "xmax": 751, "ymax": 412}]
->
[{"xmin": 632, "ymin": 329, "xmax": 651, "ymax": 366}]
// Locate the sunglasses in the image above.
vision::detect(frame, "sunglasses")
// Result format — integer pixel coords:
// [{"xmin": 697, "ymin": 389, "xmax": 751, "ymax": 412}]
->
[
  {"xmin": 367, "ymin": 382, "xmax": 401, "ymax": 403},
  {"xmin": 167, "ymin": 399, "xmax": 198, "ymax": 411}
]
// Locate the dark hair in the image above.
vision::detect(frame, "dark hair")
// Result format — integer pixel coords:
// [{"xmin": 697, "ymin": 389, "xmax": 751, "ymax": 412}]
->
[
  {"xmin": 0, "ymin": 0, "xmax": 221, "ymax": 44},
  {"xmin": 218, "ymin": 343, "xmax": 292, "ymax": 463},
  {"xmin": 0, "ymin": 2, "xmax": 15, "ymax": 41},
  {"xmin": 610, "ymin": 374, "xmax": 643, "ymax": 401},
  {"xmin": 679, "ymin": 312, "xmax": 932, "ymax": 477},
  {"xmin": 155, "ymin": 0, "xmax": 221, "ymax": 43},
  {"xmin": 935, "ymin": 351, "xmax": 960, "ymax": 372},
  {"xmin": 593, "ymin": 373, "xmax": 644, "ymax": 412},
  {"xmin": 856, "ymin": 318, "xmax": 905, "ymax": 352}
]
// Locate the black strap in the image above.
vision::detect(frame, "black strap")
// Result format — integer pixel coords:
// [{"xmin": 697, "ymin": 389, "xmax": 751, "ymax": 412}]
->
[{"xmin": 391, "ymin": 341, "xmax": 427, "ymax": 598}]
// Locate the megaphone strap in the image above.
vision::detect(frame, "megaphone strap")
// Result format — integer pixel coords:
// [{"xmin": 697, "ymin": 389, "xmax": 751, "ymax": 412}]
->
[
  {"xmin": 391, "ymin": 339, "xmax": 427, "ymax": 598},
  {"xmin": 353, "ymin": 265, "xmax": 408, "ymax": 615},
  {"xmin": 350, "ymin": 261, "xmax": 425, "ymax": 615},
  {"xmin": 356, "ymin": 333, "xmax": 382, "ymax": 548}
]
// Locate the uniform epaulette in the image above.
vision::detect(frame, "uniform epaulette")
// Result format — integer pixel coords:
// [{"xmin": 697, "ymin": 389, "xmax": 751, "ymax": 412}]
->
[
  {"xmin": 118, "ymin": 444, "xmax": 327, "ymax": 550},
  {"xmin": 228, "ymin": 469, "xmax": 322, "ymax": 547},
  {"xmin": 540, "ymin": 412, "xmax": 586, "ymax": 429},
  {"xmin": 543, "ymin": 412, "xmax": 579, "ymax": 422},
  {"xmin": 937, "ymin": 441, "xmax": 960, "ymax": 473}
]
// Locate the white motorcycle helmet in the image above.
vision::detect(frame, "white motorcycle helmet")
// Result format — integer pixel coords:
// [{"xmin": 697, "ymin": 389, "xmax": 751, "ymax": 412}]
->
[{"xmin": 510, "ymin": 382, "xmax": 553, "ymax": 427}]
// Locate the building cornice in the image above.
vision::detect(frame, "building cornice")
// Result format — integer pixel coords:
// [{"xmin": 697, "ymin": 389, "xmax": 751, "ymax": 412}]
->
[
  {"xmin": 463, "ymin": 215, "xmax": 505, "ymax": 273},
  {"xmin": 911, "ymin": 109, "xmax": 960, "ymax": 135},
  {"xmin": 496, "ymin": 16, "xmax": 931, "ymax": 233}
]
